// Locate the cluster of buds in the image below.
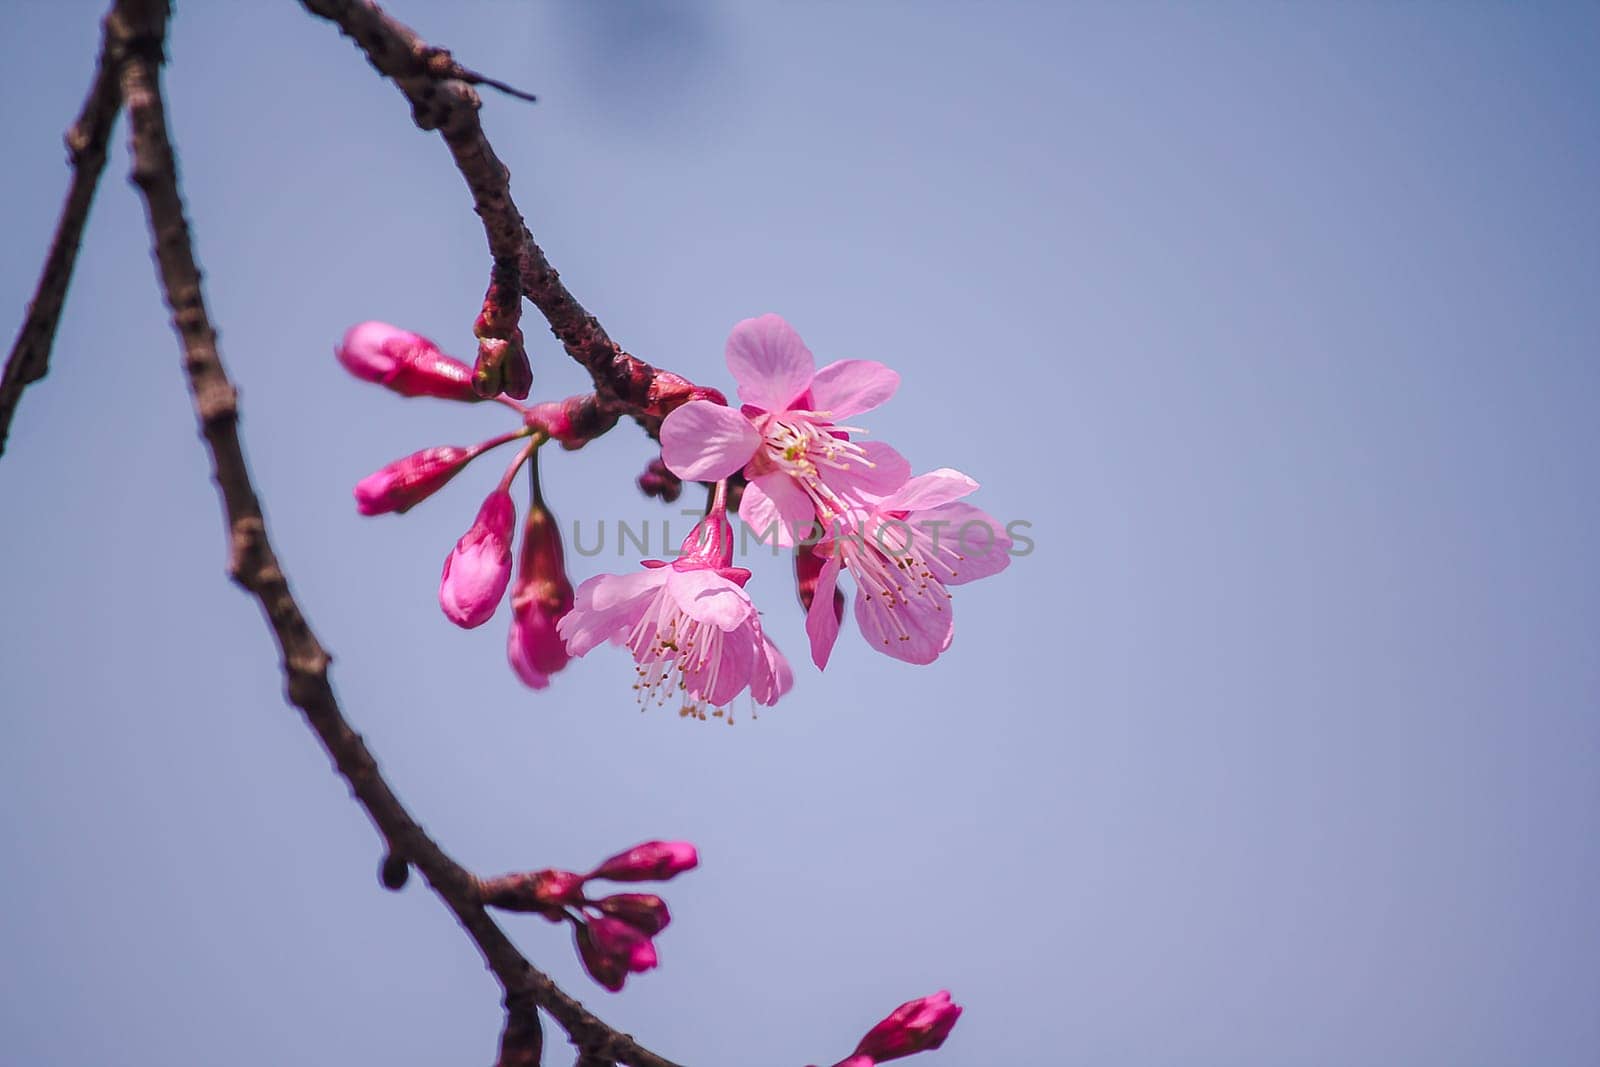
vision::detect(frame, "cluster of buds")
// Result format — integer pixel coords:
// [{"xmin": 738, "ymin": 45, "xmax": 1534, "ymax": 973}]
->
[
  {"xmin": 339, "ymin": 322, "xmax": 612, "ymax": 688},
  {"xmin": 477, "ymin": 841, "xmax": 698, "ymax": 991},
  {"xmin": 812, "ymin": 992, "xmax": 963, "ymax": 1067}
]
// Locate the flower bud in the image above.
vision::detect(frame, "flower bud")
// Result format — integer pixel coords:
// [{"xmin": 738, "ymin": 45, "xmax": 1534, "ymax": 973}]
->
[
  {"xmin": 587, "ymin": 916, "xmax": 658, "ymax": 972},
  {"xmin": 594, "ymin": 893, "xmax": 671, "ymax": 936},
  {"xmin": 440, "ymin": 490, "xmax": 516, "ymax": 628},
  {"xmin": 644, "ymin": 370, "xmax": 725, "ymax": 416},
  {"xmin": 574, "ymin": 918, "xmax": 657, "ymax": 992},
  {"xmin": 637, "ymin": 456, "xmax": 683, "ymax": 503},
  {"xmin": 337, "ymin": 321, "xmax": 479, "ymax": 402},
  {"xmin": 852, "ymin": 991, "xmax": 962, "ymax": 1063},
  {"xmin": 588, "ymin": 840, "xmax": 699, "ymax": 883},
  {"xmin": 472, "ymin": 266, "xmax": 532, "ymax": 400},
  {"xmin": 354, "ymin": 446, "xmax": 472, "ymax": 516},
  {"xmin": 525, "ymin": 394, "xmax": 619, "ymax": 449},
  {"xmin": 507, "ymin": 491, "xmax": 574, "ymax": 688}
]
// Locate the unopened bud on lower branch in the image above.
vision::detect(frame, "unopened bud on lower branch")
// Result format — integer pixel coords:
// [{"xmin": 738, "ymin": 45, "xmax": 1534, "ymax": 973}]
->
[
  {"xmin": 440, "ymin": 490, "xmax": 516, "ymax": 628},
  {"xmin": 588, "ymin": 840, "xmax": 699, "ymax": 883},
  {"xmin": 577, "ymin": 915, "xmax": 658, "ymax": 992},
  {"xmin": 337, "ymin": 321, "xmax": 480, "ymax": 402},
  {"xmin": 354, "ymin": 446, "xmax": 472, "ymax": 516},
  {"xmin": 851, "ymin": 991, "xmax": 962, "ymax": 1063},
  {"xmin": 593, "ymin": 893, "xmax": 671, "ymax": 936},
  {"xmin": 507, "ymin": 485, "xmax": 574, "ymax": 689}
]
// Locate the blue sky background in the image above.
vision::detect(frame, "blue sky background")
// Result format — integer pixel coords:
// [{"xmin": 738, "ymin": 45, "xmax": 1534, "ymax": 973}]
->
[{"xmin": 3, "ymin": 3, "xmax": 1598, "ymax": 1065}]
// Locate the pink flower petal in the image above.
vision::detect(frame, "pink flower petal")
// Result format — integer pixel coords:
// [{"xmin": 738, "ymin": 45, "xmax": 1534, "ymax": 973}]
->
[
  {"xmin": 751, "ymin": 633, "xmax": 795, "ymax": 706},
  {"xmin": 912, "ymin": 501, "xmax": 1013, "ymax": 586},
  {"xmin": 805, "ymin": 552, "xmax": 845, "ymax": 670},
  {"xmin": 738, "ymin": 472, "xmax": 818, "ymax": 549},
  {"xmin": 559, "ymin": 569, "xmax": 668, "ymax": 656},
  {"xmin": 821, "ymin": 439, "xmax": 912, "ymax": 502},
  {"xmin": 666, "ymin": 568, "xmax": 754, "ymax": 631},
  {"xmin": 877, "ymin": 468, "xmax": 980, "ymax": 513},
  {"xmin": 852, "ymin": 581, "xmax": 955, "ymax": 665},
  {"xmin": 680, "ymin": 623, "xmax": 757, "ymax": 706},
  {"xmin": 659, "ymin": 400, "xmax": 761, "ymax": 481},
  {"xmin": 806, "ymin": 359, "xmax": 900, "ymax": 419},
  {"xmin": 725, "ymin": 314, "xmax": 815, "ymax": 412}
]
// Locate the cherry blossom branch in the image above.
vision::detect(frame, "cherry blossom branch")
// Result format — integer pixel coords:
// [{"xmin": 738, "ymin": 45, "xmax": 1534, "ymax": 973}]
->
[
  {"xmin": 297, "ymin": 0, "xmax": 723, "ymax": 422},
  {"xmin": 117, "ymin": 4, "xmax": 681, "ymax": 1064},
  {"xmin": 0, "ymin": 2, "xmax": 128, "ymax": 457}
]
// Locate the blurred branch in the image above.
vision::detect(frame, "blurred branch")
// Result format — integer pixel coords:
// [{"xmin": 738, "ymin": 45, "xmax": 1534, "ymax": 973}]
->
[
  {"xmin": 299, "ymin": 0, "xmax": 717, "ymax": 422},
  {"xmin": 0, "ymin": 1, "xmax": 129, "ymax": 457},
  {"xmin": 118, "ymin": 3, "xmax": 680, "ymax": 1064}
]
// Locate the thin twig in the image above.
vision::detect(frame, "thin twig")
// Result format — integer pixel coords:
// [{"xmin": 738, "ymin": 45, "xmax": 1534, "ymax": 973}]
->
[
  {"xmin": 0, "ymin": 1, "xmax": 128, "ymax": 457},
  {"xmin": 118, "ymin": 4, "xmax": 681, "ymax": 1064},
  {"xmin": 298, "ymin": 0, "xmax": 694, "ymax": 417}
]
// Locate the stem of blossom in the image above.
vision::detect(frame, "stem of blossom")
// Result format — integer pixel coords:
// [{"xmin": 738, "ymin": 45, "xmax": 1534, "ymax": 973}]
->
[{"xmin": 497, "ymin": 437, "xmax": 540, "ymax": 494}]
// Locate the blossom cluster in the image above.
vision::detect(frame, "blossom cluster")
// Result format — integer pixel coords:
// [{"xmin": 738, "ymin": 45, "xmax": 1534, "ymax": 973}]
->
[
  {"xmin": 478, "ymin": 840, "xmax": 697, "ymax": 992},
  {"xmin": 339, "ymin": 313, "xmax": 1009, "ymax": 717}
]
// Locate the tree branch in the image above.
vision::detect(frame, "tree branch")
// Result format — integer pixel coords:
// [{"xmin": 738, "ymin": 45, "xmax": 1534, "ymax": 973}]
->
[
  {"xmin": 0, "ymin": 2, "xmax": 127, "ymax": 457},
  {"xmin": 118, "ymin": 3, "xmax": 681, "ymax": 1064},
  {"xmin": 298, "ymin": 0, "xmax": 711, "ymax": 419}
]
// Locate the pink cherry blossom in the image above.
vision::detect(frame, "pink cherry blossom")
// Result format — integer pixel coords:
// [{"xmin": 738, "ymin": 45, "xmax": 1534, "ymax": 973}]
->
[
  {"xmin": 805, "ymin": 469, "xmax": 1011, "ymax": 669},
  {"xmin": 557, "ymin": 491, "xmax": 794, "ymax": 713},
  {"xmin": 439, "ymin": 490, "xmax": 516, "ymax": 628},
  {"xmin": 658, "ymin": 315, "xmax": 905, "ymax": 542}
]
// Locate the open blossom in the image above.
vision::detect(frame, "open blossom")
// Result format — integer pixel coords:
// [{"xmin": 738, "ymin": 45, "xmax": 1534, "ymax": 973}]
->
[
  {"xmin": 440, "ymin": 490, "xmax": 516, "ymax": 628},
  {"xmin": 557, "ymin": 490, "xmax": 793, "ymax": 713},
  {"xmin": 658, "ymin": 314, "xmax": 907, "ymax": 546},
  {"xmin": 337, "ymin": 321, "xmax": 479, "ymax": 402},
  {"xmin": 805, "ymin": 470, "xmax": 1011, "ymax": 668}
]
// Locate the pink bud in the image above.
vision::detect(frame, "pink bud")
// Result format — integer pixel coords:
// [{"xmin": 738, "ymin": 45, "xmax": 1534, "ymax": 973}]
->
[
  {"xmin": 354, "ymin": 446, "xmax": 472, "ymax": 516},
  {"xmin": 440, "ymin": 490, "xmax": 516, "ymax": 628},
  {"xmin": 337, "ymin": 321, "xmax": 478, "ymax": 402},
  {"xmin": 852, "ymin": 991, "xmax": 962, "ymax": 1063},
  {"xmin": 574, "ymin": 918, "xmax": 657, "ymax": 992},
  {"xmin": 594, "ymin": 893, "xmax": 671, "ymax": 936},
  {"xmin": 587, "ymin": 916, "xmax": 659, "ymax": 972},
  {"xmin": 644, "ymin": 370, "xmax": 725, "ymax": 416},
  {"xmin": 506, "ymin": 494, "xmax": 574, "ymax": 689},
  {"xmin": 589, "ymin": 841, "xmax": 699, "ymax": 883}
]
